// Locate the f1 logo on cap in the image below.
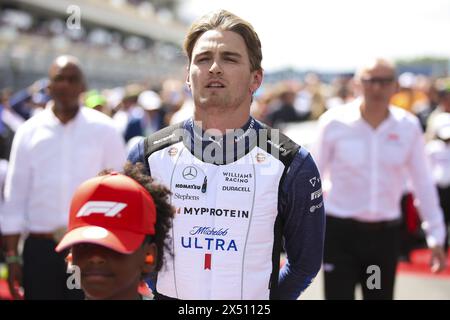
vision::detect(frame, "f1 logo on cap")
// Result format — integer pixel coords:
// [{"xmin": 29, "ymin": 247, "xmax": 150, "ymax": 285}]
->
[{"xmin": 76, "ymin": 201, "xmax": 127, "ymax": 218}]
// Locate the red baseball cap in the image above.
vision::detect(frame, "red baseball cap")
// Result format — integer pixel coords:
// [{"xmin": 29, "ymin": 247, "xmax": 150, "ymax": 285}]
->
[{"xmin": 56, "ymin": 172, "xmax": 156, "ymax": 254}]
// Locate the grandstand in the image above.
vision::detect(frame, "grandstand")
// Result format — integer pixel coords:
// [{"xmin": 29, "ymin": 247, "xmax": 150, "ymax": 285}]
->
[{"xmin": 0, "ymin": 0, "xmax": 188, "ymax": 90}]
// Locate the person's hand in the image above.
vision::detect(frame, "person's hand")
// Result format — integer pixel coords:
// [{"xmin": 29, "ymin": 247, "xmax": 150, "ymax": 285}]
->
[
  {"xmin": 430, "ymin": 245, "xmax": 447, "ymax": 273},
  {"xmin": 7, "ymin": 262, "xmax": 24, "ymax": 300}
]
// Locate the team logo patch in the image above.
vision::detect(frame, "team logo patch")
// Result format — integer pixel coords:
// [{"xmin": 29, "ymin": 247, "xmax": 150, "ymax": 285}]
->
[
  {"xmin": 204, "ymin": 253, "xmax": 212, "ymax": 270},
  {"xmin": 309, "ymin": 176, "xmax": 320, "ymax": 187},
  {"xmin": 168, "ymin": 147, "xmax": 178, "ymax": 156},
  {"xmin": 182, "ymin": 166, "xmax": 198, "ymax": 180},
  {"xmin": 309, "ymin": 202, "xmax": 323, "ymax": 213},
  {"xmin": 256, "ymin": 153, "xmax": 266, "ymax": 163},
  {"xmin": 311, "ymin": 189, "xmax": 322, "ymax": 200},
  {"xmin": 76, "ymin": 201, "xmax": 127, "ymax": 218},
  {"xmin": 387, "ymin": 133, "xmax": 399, "ymax": 141}
]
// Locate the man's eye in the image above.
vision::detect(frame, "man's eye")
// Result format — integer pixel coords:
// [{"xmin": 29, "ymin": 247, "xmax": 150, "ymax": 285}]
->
[
  {"xmin": 196, "ymin": 57, "xmax": 209, "ymax": 63},
  {"xmin": 68, "ymin": 76, "xmax": 80, "ymax": 83}
]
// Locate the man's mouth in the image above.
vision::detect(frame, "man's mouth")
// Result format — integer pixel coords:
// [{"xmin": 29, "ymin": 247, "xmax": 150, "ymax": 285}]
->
[{"xmin": 206, "ymin": 81, "xmax": 225, "ymax": 88}]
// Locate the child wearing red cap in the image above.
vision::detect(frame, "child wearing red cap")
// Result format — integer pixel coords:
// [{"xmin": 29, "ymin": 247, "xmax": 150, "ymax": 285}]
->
[{"xmin": 55, "ymin": 163, "xmax": 173, "ymax": 300}]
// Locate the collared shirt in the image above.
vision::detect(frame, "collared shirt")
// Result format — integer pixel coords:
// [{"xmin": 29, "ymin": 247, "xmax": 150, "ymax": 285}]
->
[
  {"xmin": 313, "ymin": 98, "xmax": 445, "ymax": 247},
  {"xmin": 0, "ymin": 103, "xmax": 127, "ymax": 234}
]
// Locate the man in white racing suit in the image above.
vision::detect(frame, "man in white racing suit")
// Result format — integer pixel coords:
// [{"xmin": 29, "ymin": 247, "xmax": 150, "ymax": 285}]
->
[{"xmin": 128, "ymin": 9, "xmax": 325, "ymax": 300}]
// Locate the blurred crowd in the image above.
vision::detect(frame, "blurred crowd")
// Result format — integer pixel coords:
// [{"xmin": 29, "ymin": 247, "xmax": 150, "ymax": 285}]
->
[
  {"xmin": 2, "ymin": 70, "xmax": 450, "ymax": 146},
  {"xmin": 1, "ymin": 70, "xmax": 449, "ymax": 179},
  {"xmin": 0, "ymin": 6, "xmax": 180, "ymax": 58},
  {"xmin": 0, "ymin": 63, "xmax": 449, "ymax": 295}
]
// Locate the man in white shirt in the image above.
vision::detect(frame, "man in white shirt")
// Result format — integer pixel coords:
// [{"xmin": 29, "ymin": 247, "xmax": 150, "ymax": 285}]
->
[
  {"xmin": 313, "ymin": 58, "xmax": 447, "ymax": 300},
  {"xmin": 0, "ymin": 55, "xmax": 127, "ymax": 300}
]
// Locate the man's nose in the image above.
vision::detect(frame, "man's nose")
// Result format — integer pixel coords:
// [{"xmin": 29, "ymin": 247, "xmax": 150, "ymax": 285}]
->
[{"xmin": 209, "ymin": 60, "xmax": 223, "ymax": 75}]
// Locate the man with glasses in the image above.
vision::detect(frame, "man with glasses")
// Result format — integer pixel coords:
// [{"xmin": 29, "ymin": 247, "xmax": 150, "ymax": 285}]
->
[{"xmin": 313, "ymin": 58, "xmax": 447, "ymax": 299}]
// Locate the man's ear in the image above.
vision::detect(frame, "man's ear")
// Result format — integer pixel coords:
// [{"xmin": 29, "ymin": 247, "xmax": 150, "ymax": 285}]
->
[
  {"xmin": 250, "ymin": 69, "xmax": 263, "ymax": 95},
  {"xmin": 80, "ymin": 79, "xmax": 87, "ymax": 94},
  {"xmin": 142, "ymin": 243, "xmax": 157, "ymax": 274},
  {"xmin": 46, "ymin": 81, "xmax": 52, "ymax": 97},
  {"xmin": 394, "ymin": 80, "xmax": 400, "ymax": 94},
  {"xmin": 185, "ymin": 66, "xmax": 191, "ymax": 89}
]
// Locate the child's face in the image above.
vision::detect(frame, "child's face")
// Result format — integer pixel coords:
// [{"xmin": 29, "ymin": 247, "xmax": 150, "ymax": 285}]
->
[{"xmin": 72, "ymin": 242, "xmax": 155, "ymax": 300}]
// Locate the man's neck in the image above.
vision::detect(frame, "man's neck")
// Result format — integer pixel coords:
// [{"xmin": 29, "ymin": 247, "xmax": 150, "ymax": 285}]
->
[
  {"xmin": 193, "ymin": 107, "xmax": 250, "ymax": 134},
  {"xmin": 52, "ymin": 102, "xmax": 79, "ymax": 124},
  {"xmin": 360, "ymin": 101, "xmax": 389, "ymax": 129}
]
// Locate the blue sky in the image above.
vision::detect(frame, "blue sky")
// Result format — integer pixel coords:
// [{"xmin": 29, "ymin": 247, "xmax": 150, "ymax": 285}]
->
[{"xmin": 178, "ymin": 0, "xmax": 450, "ymax": 72}]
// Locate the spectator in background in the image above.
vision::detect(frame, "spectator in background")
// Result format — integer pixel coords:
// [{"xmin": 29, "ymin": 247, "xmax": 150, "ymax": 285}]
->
[
  {"xmin": 250, "ymin": 88, "xmax": 274, "ymax": 123},
  {"xmin": 159, "ymin": 79, "xmax": 186, "ymax": 125},
  {"xmin": 168, "ymin": 88, "xmax": 194, "ymax": 125},
  {"xmin": 84, "ymin": 90, "xmax": 110, "ymax": 116},
  {"xmin": 0, "ymin": 55, "xmax": 126, "ymax": 300},
  {"xmin": 0, "ymin": 89, "xmax": 23, "ymax": 162},
  {"xmin": 304, "ymin": 73, "xmax": 326, "ymax": 120},
  {"xmin": 391, "ymin": 72, "xmax": 428, "ymax": 114},
  {"xmin": 426, "ymin": 78, "xmax": 450, "ymax": 141},
  {"xmin": 267, "ymin": 84, "xmax": 308, "ymax": 129},
  {"xmin": 124, "ymin": 90, "xmax": 166, "ymax": 142},
  {"xmin": 414, "ymin": 76, "xmax": 440, "ymax": 131},
  {"xmin": 104, "ymin": 87, "xmax": 125, "ymax": 118},
  {"xmin": 326, "ymin": 76, "xmax": 355, "ymax": 110},
  {"xmin": 7, "ymin": 79, "xmax": 50, "ymax": 120},
  {"xmin": 426, "ymin": 112, "xmax": 450, "ymax": 252},
  {"xmin": 112, "ymin": 84, "xmax": 143, "ymax": 136},
  {"xmin": 313, "ymin": 58, "xmax": 447, "ymax": 300},
  {"xmin": 0, "ymin": 89, "xmax": 24, "ymax": 203}
]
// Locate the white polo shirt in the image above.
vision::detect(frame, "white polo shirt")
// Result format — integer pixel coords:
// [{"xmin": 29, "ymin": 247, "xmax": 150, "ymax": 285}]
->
[
  {"xmin": 313, "ymin": 99, "xmax": 445, "ymax": 247},
  {"xmin": 0, "ymin": 103, "xmax": 127, "ymax": 235}
]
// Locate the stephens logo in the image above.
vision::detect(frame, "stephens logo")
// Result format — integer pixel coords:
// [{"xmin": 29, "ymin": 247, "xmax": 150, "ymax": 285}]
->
[
  {"xmin": 174, "ymin": 193, "xmax": 200, "ymax": 201},
  {"xmin": 182, "ymin": 166, "xmax": 197, "ymax": 180}
]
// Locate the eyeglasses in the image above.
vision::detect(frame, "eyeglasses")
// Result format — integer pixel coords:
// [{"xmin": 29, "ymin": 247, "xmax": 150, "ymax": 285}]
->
[{"xmin": 361, "ymin": 77, "xmax": 395, "ymax": 86}]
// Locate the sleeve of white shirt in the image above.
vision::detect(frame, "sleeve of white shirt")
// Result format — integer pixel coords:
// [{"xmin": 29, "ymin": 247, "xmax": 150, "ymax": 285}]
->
[
  {"xmin": 311, "ymin": 114, "xmax": 333, "ymax": 182},
  {"xmin": 0, "ymin": 125, "xmax": 32, "ymax": 235},
  {"xmin": 102, "ymin": 124, "xmax": 127, "ymax": 172},
  {"xmin": 407, "ymin": 120, "xmax": 446, "ymax": 248}
]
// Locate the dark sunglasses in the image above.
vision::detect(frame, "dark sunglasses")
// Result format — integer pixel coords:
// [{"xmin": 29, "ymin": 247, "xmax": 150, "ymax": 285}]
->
[{"xmin": 361, "ymin": 77, "xmax": 396, "ymax": 85}]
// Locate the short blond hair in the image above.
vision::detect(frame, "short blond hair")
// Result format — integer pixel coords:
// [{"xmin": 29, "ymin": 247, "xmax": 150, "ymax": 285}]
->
[{"xmin": 183, "ymin": 9, "xmax": 262, "ymax": 72}]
